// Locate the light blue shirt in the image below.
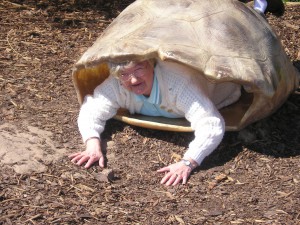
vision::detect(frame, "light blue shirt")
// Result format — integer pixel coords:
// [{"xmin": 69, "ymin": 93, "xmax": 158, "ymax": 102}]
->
[{"xmin": 134, "ymin": 74, "xmax": 182, "ymax": 118}]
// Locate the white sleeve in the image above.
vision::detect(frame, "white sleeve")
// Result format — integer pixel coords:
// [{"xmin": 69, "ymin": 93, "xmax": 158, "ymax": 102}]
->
[
  {"xmin": 78, "ymin": 77, "xmax": 120, "ymax": 143},
  {"xmin": 176, "ymin": 81, "xmax": 225, "ymax": 165}
]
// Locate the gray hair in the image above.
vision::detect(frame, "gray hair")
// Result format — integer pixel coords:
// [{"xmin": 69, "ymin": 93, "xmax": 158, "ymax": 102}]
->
[{"xmin": 108, "ymin": 59, "xmax": 156, "ymax": 77}]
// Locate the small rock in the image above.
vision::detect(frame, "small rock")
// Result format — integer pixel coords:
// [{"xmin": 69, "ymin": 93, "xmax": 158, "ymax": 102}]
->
[{"xmin": 93, "ymin": 169, "xmax": 114, "ymax": 182}]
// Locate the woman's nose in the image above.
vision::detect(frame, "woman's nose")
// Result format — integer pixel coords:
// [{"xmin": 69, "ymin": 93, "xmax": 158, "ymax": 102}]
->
[{"xmin": 129, "ymin": 75, "xmax": 139, "ymax": 83}]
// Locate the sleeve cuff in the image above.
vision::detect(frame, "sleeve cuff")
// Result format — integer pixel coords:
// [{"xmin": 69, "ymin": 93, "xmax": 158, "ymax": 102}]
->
[{"xmin": 82, "ymin": 130, "xmax": 101, "ymax": 143}]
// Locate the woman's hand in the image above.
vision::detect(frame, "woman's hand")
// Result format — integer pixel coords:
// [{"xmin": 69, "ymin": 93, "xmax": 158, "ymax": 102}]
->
[
  {"xmin": 68, "ymin": 137, "xmax": 104, "ymax": 169},
  {"xmin": 157, "ymin": 158, "xmax": 198, "ymax": 186}
]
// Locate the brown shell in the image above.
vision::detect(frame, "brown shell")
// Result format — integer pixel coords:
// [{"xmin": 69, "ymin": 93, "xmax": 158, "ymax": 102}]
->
[{"xmin": 72, "ymin": 0, "xmax": 299, "ymax": 132}]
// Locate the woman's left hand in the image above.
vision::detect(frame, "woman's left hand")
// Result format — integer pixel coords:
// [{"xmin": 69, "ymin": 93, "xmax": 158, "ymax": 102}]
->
[{"xmin": 157, "ymin": 160, "xmax": 196, "ymax": 186}]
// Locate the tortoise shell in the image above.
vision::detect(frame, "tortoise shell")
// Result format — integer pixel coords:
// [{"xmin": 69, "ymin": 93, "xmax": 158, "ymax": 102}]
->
[{"xmin": 72, "ymin": 0, "xmax": 299, "ymax": 132}]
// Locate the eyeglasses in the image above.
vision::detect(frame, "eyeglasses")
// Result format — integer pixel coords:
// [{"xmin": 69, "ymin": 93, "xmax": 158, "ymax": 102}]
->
[{"xmin": 118, "ymin": 64, "xmax": 148, "ymax": 82}]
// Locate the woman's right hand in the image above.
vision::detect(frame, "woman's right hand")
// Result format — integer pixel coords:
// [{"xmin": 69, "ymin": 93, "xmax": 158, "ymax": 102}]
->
[{"xmin": 68, "ymin": 137, "xmax": 105, "ymax": 169}]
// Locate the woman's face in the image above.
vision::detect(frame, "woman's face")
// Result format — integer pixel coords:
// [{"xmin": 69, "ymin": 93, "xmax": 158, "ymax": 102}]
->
[{"xmin": 119, "ymin": 61, "xmax": 154, "ymax": 96}]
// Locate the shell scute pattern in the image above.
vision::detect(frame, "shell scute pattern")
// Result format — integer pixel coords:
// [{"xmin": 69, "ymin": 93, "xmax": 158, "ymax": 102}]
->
[{"xmin": 73, "ymin": 0, "xmax": 299, "ymax": 131}]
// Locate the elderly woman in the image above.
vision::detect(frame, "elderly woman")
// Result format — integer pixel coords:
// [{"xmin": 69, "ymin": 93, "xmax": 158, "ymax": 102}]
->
[{"xmin": 69, "ymin": 59, "xmax": 241, "ymax": 186}]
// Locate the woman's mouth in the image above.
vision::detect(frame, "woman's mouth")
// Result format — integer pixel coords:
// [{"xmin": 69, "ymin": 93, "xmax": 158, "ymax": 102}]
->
[
  {"xmin": 131, "ymin": 82, "xmax": 142, "ymax": 87},
  {"xmin": 131, "ymin": 82, "xmax": 146, "ymax": 94}
]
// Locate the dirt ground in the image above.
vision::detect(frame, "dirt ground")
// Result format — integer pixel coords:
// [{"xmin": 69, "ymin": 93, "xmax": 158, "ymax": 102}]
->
[{"xmin": 0, "ymin": 0, "xmax": 300, "ymax": 224}]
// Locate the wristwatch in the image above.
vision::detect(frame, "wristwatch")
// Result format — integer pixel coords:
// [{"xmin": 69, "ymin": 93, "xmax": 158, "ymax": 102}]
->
[{"xmin": 180, "ymin": 159, "xmax": 194, "ymax": 170}]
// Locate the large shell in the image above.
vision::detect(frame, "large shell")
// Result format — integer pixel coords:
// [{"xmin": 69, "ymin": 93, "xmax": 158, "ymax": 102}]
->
[{"xmin": 72, "ymin": 0, "xmax": 299, "ymax": 131}]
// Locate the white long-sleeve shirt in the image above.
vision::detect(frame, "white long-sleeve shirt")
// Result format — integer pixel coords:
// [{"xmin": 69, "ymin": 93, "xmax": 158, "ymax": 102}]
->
[{"xmin": 78, "ymin": 60, "xmax": 241, "ymax": 165}]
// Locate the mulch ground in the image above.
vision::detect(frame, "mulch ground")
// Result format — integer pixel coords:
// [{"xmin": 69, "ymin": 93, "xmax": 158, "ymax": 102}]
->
[{"xmin": 0, "ymin": 1, "xmax": 300, "ymax": 224}]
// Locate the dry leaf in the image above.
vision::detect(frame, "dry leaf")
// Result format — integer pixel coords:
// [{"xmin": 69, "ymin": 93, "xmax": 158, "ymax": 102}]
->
[
  {"xmin": 230, "ymin": 219, "xmax": 244, "ymax": 224},
  {"xmin": 208, "ymin": 181, "xmax": 217, "ymax": 189},
  {"xmin": 235, "ymin": 180, "xmax": 246, "ymax": 185},
  {"xmin": 77, "ymin": 184, "xmax": 95, "ymax": 192},
  {"xmin": 174, "ymin": 215, "xmax": 185, "ymax": 224},
  {"xmin": 227, "ymin": 176, "xmax": 234, "ymax": 181},
  {"xmin": 142, "ymin": 137, "xmax": 148, "ymax": 144},
  {"xmin": 254, "ymin": 220, "xmax": 267, "ymax": 223},
  {"xmin": 283, "ymin": 21, "xmax": 299, "ymax": 30},
  {"xmin": 165, "ymin": 191, "xmax": 175, "ymax": 199},
  {"xmin": 215, "ymin": 173, "xmax": 227, "ymax": 182},
  {"xmin": 276, "ymin": 191, "xmax": 294, "ymax": 198},
  {"xmin": 293, "ymin": 178, "xmax": 299, "ymax": 183},
  {"xmin": 171, "ymin": 152, "xmax": 181, "ymax": 162}
]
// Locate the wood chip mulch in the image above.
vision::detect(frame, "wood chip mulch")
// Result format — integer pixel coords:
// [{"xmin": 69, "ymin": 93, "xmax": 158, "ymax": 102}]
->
[{"xmin": 0, "ymin": 1, "xmax": 299, "ymax": 224}]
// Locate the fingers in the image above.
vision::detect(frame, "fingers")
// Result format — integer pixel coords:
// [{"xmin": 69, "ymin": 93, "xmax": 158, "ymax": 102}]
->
[
  {"xmin": 161, "ymin": 172, "xmax": 187, "ymax": 186},
  {"xmin": 165, "ymin": 173, "xmax": 181, "ymax": 186},
  {"xmin": 69, "ymin": 152, "xmax": 102, "ymax": 169},
  {"xmin": 77, "ymin": 155, "xmax": 90, "ymax": 166},
  {"xmin": 70, "ymin": 154, "xmax": 85, "ymax": 164},
  {"xmin": 157, "ymin": 166, "xmax": 170, "ymax": 173},
  {"xmin": 160, "ymin": 172, "xmax": 173, "ymax": 184},
  {"xmin": 69, "ymin": 140, "xmax": 103, "ymax": 169},
  {"xmin": 84, "ymin": 157, "xmax": 98, "ymax": 168},
  {"xmin": 68, "ymin": 152, "xmax": 81, "ymax": 159},
  {"xmin": 181, "ymin": 174, "xmax": 188, "ymax": 185},
  {"xmin": 173, "ymin": 174, "xmax": 182, "ymax": 186},
  {"xmin": 158, "ymin": 162, "xmax": 192, "ymax": 186},
  {"xmin": 99, "ymin": 156, "xmax": 105, "ymax": 168}
]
